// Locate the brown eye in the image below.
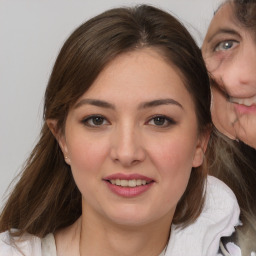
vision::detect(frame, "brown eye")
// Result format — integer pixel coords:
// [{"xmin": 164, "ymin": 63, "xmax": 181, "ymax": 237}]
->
[
  {"xmin": 147, "ymin": 115, "xmax": 176, "ymax": 127},
  {"xmin": 153, "ymin": 116, "xmax": 166, "ymax": 126},
  {"xmin": 82, "ymin": 115, "xmax": 109, "ymax": 127},
  {"xmin": 91, "ymin": 116, "xmax": 105, "ymax": 125}
]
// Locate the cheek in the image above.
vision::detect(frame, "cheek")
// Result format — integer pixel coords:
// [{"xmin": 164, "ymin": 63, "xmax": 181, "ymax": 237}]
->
[
  {"xmin": 204, "ymin": 50, "xmax": 228, "ymax": 77},
  {"xmin": 211, "ymin": 88, "xmax": 237, "ymax": 138},
  {"xmin": 148, "ymin": 134, "xmax": 196, "ymax": 178},
  {"xmin": 211, "ymin": 88, "xmax": 227, "ymax": 121},
  {"xmin": 155, "ymin": 140, "xmax": 193, "ymax": 206},
  {"xmin": 66, "ymin": 136, "xmax": 110, "ymax": 199},
  {"xmin": 204, "ymin": 53, "xmax": 220, "ymax": 75},
  {"xmin": 67, "ymin": 135, "xmax": 109, "ymax": 177}
]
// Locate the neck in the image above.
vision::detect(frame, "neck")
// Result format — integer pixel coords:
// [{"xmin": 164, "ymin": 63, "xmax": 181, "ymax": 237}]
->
[{"xmin": 79, "ymin": 207, "xmax": 172, "ymax": 256}]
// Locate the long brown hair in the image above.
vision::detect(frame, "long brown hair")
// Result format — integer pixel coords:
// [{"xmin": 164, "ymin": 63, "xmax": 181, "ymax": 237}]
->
[{"xmin": 0, "ymin": 5, "xmax": 211, "ymax": 237}]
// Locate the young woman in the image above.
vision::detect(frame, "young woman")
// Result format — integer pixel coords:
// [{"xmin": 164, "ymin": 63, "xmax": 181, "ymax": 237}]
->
[
  {"xmin": 0, "ymin": 5, "xmax": 239, "ymax": 256},
  {"xmin": 202, "ymin": 0, "xmax": 256, "ymax": 254}
]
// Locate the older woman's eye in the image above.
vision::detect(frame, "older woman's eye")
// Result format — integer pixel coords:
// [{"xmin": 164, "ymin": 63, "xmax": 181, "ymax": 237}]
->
[
  {"xmin": 147, "ymin": 115, "xmax": 176, "ymax": 127},
  {"xmin": 214, "ymin": 40, "xmax": 239, "ymax": 52},
  {"xmin": 82, "ymin": 115, "xmax": 109, "ymax": 127}
]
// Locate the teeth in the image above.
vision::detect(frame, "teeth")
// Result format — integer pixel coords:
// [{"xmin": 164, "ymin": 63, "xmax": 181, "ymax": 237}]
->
[
  {"xmin": 121, "ymin": 180, "xmax": 128, "ymax": 186},
  {"xmin": 136, "ymin": 180, "xmax": 142, "ymax": 186},
  {"xmin": 244, "ymin": 101, "xmax": 252, "ymax": 106},
  {"xmin": 230, "ymin": 96, "xmax": 256, "ymax": 106},
  {"xmin": 109, "ymin": 179, "xmax": 149, "ymax": 187}
]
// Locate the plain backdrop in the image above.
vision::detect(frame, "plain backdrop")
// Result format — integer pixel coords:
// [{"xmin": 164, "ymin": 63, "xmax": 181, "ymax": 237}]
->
[{"xmin": 0, "ymin": 0, "xmax": 223, "ymax": 205}]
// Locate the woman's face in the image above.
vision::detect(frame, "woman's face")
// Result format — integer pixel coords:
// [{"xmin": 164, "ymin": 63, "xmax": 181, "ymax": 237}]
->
[
  {"xmin": 202, "ymin": 3, "xmax": 256, "ymax": 148},
  {"xmin": 57, "ymin": 48, "xmax": 206, "ymax": 228}
]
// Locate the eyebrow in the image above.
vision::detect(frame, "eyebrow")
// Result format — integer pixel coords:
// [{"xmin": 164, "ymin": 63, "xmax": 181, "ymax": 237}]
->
[
  {"xmin": 74, "ymin": 98, "xmax": 183, "ymax": 110},
  {"xmin": 207, "ymin": 28, "xmax": 240, "ymax": 43},
  {"xmin": 139, "ymin": 98, "xmax": 183, "ymax": 109},
  {"xmin": 74, "ymin": 99, "xmax": 115, "ymax": 109}
]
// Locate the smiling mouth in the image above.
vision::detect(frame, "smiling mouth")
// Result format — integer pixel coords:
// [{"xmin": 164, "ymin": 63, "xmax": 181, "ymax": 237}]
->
[
  {"xmin": 230, "ymin": 96, "xmax": 256, "ymax": 107},
  {"xmin": 104, "ymin": 175, "xmax": 155, "ymax": 197},
  {"xmin": 108, "ymin": 179, "xmax": 152, "ymax": 187}
]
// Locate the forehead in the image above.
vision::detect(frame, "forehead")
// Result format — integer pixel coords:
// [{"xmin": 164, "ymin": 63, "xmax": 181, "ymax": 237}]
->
[
  {"xmin": 206, "ymin": 3, "xmax": 239, "ymax": 37},
  {"xmin": 86, "ymin": 49, "xmax": 184, "ymax": 94},
  {"xmin": 203, "ymin": 2, "xmax": 256, "ymax": 47},
  {"xmin": 78, "ymin": 48, "xmax": 194, "ymax": 107}
]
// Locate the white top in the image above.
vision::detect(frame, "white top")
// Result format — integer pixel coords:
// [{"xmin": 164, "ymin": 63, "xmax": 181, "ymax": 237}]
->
[
  {"xmin": 0, "ymin": 176, "xmax": 240, "ymax": 256},
  {"xmin": 165, "ymin": 176, "xmax": 240, "ymax": 256}
]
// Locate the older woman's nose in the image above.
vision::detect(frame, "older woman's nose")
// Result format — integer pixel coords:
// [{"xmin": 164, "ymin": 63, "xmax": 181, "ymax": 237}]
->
[{"xmin": 220, "ymin": 41, "xmax": 256, "ymax": 96}]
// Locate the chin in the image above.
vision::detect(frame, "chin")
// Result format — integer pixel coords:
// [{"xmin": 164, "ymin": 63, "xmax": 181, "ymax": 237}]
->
[{"xmin": 105, "ymin": 207, "xmax": 157, "ymax": 227}]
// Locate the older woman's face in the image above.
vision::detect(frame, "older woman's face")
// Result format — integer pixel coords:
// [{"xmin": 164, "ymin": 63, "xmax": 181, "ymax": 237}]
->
[{"xmin": 202, "ymin": 3, "xmax": 256, "ymax": 148}]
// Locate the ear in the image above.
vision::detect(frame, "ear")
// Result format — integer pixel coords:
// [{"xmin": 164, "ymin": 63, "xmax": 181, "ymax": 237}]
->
[
  {"xmin": 192, "ymin": 130, "xmax": 211, "ymax": 168},
  {"xmin": 46, "ymin": 119, "xmax": 70, "ymax": 164}
]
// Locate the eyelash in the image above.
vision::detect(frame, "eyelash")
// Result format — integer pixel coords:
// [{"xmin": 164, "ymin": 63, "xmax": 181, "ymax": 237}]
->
[
  {"xmin": 146, "ymin": 115, "xmax": 176, "ymax": 128},
  {"xmin": 214, "ymin": 40, "xmax": 239, "ymax": 52},
  {"xmin": 81, "ymin": 114, "xmax": 177, "ymax": 128},
  {"xmin": 81, "ymin": 115, "xmax": 110, "ymax": 127}
]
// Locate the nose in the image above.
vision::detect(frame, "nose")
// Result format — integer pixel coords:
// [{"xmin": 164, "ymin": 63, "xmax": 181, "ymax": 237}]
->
[
  {"xmin": 220, "ymin": 42, "xmax": 256, "ymax": 96},
  {"xmin": 110, "ymin": 124, "xmax": 146, "ymax": 167}
]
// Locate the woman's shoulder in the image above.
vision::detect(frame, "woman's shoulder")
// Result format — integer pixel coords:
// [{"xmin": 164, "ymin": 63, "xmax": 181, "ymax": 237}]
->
[
  {"xmin": 0, "ymin": 230, "xmax": 56, "ymax": 256},
  {"xmin": 205, "ymin": 175, "xmax": 240, "ymax": 218},
  {"xmin": 165, "ymin": 175, "xmax": 241, "ymax": 256},
  {"xmin": 0, "ymin": 230, "xmax": 41, "ymax": 255}
]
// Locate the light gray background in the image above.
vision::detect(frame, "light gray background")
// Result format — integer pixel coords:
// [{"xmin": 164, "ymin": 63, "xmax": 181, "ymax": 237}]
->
[{"xmin": 0, "ymin": 0, "xmax": 222, "ymax": 205}]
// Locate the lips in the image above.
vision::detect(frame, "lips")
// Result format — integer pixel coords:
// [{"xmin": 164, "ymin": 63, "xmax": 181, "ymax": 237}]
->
[
  {"xmin": 103, "ymin": 173, "xmax": 155, "ymax": 197},
  {"xmin": 229, "ymin": 96, "xmax": 256, "ymax": 114}
]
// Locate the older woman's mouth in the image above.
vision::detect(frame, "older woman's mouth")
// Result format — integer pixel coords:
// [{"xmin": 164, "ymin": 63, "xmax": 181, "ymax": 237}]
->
[{"xmin": 230, "ymin": 95, "xmax": 256, "ymax": 107}]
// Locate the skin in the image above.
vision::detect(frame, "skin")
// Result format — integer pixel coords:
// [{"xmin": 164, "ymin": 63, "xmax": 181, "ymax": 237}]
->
[
  {"xmin": 202, "ymin": 2, "xmax": 256, "ymax": 148},
  {"xmin": 48, "ymin": 48, "xmax": 207, "ymax": 256}
]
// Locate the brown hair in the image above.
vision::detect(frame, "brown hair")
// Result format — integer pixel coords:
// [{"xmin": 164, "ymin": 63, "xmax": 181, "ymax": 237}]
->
[
  {"xmin": 0, "ymin": 5, "xmax": 211, "ymax": 237},
  {"xmin": 232, "ymin": 0, "xmax": 256, "ymax": 28}
]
